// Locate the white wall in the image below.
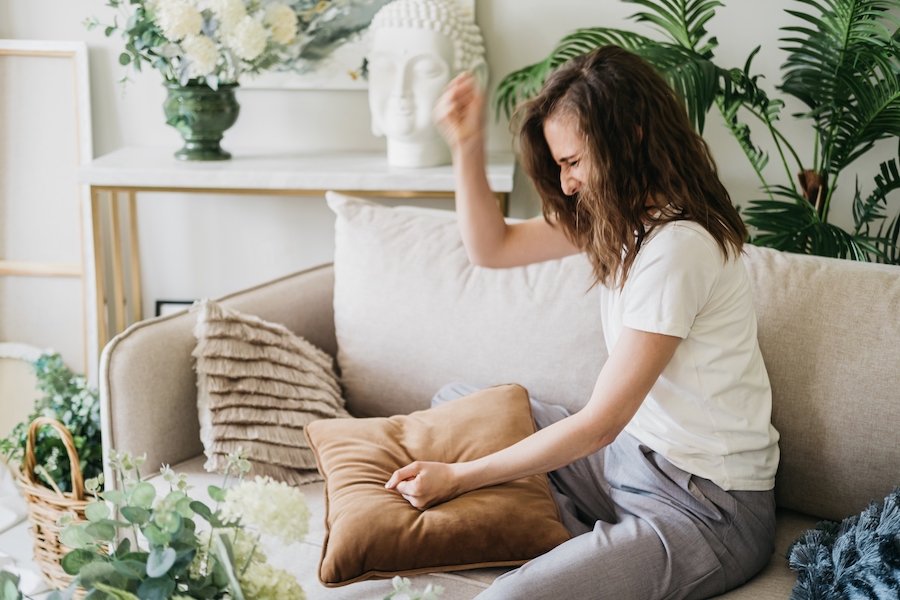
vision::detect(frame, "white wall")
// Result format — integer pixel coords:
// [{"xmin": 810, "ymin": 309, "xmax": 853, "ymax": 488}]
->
[{"xmin": 2, "ymin": 0, "xmax": 896, "ymax": 361}]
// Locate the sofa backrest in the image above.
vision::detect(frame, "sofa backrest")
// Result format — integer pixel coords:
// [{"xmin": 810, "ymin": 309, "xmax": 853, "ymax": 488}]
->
[
  {"xmin": 329, "ymin": 194, "xmax": 607, "ymax": 418},
  {"xmin": 742, "ymin": 246, "xmax": 900, "ymax": 521}
]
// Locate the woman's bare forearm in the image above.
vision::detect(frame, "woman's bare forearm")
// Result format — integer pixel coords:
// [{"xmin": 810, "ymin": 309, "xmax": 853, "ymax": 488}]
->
[
  {"xmin": 453, "ymin": 409, "xmax": 611, "ymax": 493},
  {"xmin": 452, "ymin": 136, "xmax": 510, "ymax": 266}
]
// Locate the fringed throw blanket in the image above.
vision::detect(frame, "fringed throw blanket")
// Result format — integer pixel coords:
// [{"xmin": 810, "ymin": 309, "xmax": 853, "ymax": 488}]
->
[{"xmin": 788, "ymin": 487, "xmax": 900, "ymax": 600}]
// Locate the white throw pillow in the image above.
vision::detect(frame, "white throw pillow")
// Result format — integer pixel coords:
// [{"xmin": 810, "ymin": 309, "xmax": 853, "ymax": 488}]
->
[{"xmin": 327, "ymin": 192, "xmax": 607, "ymax": 417}]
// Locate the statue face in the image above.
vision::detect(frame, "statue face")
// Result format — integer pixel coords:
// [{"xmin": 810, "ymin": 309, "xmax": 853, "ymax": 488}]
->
[{"xmin": 367, "ymin": 27, "xmax": 455, "ymax": 143}]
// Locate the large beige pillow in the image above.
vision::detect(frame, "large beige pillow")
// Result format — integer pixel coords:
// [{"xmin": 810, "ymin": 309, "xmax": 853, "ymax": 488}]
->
[
  {"xmin": 327, "ymin": 192, "xmax": 607, "ymax": 418},
  {"xmin": 305, "ymin": 384, "xmax": 572, "ymax": 586},
  {"xmin": 193, "ymin": 299, "xmax": 350, "ymax": 485}
]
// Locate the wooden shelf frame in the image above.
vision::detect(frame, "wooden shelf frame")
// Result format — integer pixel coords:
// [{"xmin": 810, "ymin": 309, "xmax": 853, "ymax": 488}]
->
[{"xmin": 0, "ymin": 40, "xmax": 95, "ymax": 379}]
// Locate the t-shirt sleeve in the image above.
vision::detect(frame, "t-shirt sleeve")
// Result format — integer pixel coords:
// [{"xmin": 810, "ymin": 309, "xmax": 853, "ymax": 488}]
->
[{"xmin": 621, "ymin": 225, "xmax": 722, "ymax": 339}]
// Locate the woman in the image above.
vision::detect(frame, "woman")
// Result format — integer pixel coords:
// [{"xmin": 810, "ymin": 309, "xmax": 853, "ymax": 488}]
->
[{"xmin": 385, "ymin": 46, "xmax": 780, "ymax": 600}]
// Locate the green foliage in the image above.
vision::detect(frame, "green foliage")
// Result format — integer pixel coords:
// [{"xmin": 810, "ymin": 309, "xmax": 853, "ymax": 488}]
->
[
  {"xmin": 0, "ymin": 571, "xmax": 23, "ymax": 600},
  {"xmin": 0, "ymin": 354, "xmax": 102, "ymax": 494},
  {"xmin": 492, "ymin": 0, "xmax": 900, "ymax": 264},
  {"xmin": 17, "ymin": 448, "xmax": 309, "ymax": 600}
]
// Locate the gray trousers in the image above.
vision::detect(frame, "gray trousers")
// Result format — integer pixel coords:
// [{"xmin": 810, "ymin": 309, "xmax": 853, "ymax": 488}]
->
[{"xmin": 431, "ymin": 383, "xmax": 776, "ymax": 600}]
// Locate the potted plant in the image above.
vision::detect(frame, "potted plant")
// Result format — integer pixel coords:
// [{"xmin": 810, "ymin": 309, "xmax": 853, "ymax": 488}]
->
[
  {"xmin": 0, "ymin": 354, "xmax": 103, "ymax": 494},
  {"xmin": 0, "ymin": 449, "xmax": 442, "ymax": 600},
  {"xmin": 494, "ymin": 0, "xmax": 900, "ymax": 263},
  {"xmin": 86, "ymin": 0, "xmax": 301, "ymax": 161}
]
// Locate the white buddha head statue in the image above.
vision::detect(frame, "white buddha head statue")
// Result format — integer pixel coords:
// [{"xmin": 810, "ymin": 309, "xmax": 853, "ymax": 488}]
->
[{"xmin": 367, "ymin": 0, "xmax": 487, "ymax": 168}]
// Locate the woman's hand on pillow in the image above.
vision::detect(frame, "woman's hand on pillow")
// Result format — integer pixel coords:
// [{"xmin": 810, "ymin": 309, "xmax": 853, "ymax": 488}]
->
[{"xmin": 385, "ymin": 461, "xmax": 462, "ymax": 510}]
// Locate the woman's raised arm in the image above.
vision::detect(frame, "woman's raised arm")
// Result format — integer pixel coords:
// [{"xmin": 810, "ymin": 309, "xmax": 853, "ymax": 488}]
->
[{"xmin": 434, "ymin": 73, "xmax": 580, "ymax": 268}]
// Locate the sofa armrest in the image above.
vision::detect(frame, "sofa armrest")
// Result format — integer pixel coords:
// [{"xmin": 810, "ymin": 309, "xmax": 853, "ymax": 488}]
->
[{"xmin": 99, "ymin": 263, "xmax": 336, "ymax": 487}]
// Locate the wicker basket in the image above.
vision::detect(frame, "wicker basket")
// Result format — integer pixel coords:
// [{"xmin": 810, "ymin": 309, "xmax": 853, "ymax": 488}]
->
[{"xmin": 14, "ymin": 417, "xmax": 89, "ymax": 591}]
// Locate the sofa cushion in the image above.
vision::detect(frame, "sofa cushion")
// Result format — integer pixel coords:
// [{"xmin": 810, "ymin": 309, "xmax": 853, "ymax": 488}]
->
[
  {"xmin": 192, "ymin": 299, "xmax": 350, "ymax": 485},
  {"xmin": 155, "ymin": 454, "xmax": 807, "ymax": 599},
  {"xmin": 304, "ymin": 384, "xmax": 572, "ymax": 587},
  {"xmin": 327, "ymin": 192, "xmax": 607, "ymax": 418},
  {"xmin": 742, "ymin": 246, "xmax": 900, "ymax": 522}
]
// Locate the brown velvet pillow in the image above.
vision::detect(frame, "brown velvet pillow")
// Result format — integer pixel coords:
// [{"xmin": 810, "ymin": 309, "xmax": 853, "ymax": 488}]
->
[{"xmin": 305, "ymin": 384, "xmax": 572, "ymax": 586}]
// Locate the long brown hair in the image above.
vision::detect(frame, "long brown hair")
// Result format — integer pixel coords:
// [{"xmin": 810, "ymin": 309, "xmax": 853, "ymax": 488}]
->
[{"xmin": 516, "ymin": 45, "xmax": 746, "ymax": 288}]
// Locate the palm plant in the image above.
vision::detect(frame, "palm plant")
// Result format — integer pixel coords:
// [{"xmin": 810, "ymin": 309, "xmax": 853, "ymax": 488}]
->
[{"xmin": 494, "ymin": 0, "xmax": 900, "ymax": 263}]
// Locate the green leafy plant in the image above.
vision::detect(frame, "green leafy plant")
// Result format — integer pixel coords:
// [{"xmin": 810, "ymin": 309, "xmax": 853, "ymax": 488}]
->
[
  {"xmin": 494, "ymin": 0, "xmax": 900, "ymax": 263},
  {"xmin": 3, "ymin": 448, "xmax": 310, "ymax": 600},
  {"xmin": 0, "ymin": 354, "xmax": 102, "ymax": 494}
]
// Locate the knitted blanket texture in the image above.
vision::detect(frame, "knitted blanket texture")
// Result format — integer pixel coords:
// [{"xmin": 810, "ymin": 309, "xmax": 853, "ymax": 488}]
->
[{"xmin": 788, "ymin": 488, "xmax": 900, "ymax": 600}]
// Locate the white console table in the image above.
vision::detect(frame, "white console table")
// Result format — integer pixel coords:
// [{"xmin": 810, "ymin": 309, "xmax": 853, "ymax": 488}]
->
[{"xmin": 78, "ymin": 147, "xmax": 515, "ymax": 350}]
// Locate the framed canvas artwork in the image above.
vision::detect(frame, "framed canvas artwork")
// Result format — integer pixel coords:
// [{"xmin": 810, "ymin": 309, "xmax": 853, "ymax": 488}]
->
[{"xmin": 242, "ymin": 0, "xmax": 476, "ymax": 90}]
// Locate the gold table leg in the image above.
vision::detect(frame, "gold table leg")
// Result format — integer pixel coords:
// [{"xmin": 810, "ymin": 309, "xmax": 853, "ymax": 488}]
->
[
  {"xmin": 127, "ymin": 192, "xmax": 143, "ymax": 324},
  {"xmin": 90, "ymin": 187, "xmax": 108, "ymax": 349},
  {"xmin": 108, "ymin": 190, "xmax": 127, "ymax": 336}
]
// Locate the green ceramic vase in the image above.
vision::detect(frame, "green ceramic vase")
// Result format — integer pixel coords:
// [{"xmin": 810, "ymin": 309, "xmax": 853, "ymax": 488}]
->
[{"xmin": 163, "ymin": 82, "xmax": 240, "ymax": 161}]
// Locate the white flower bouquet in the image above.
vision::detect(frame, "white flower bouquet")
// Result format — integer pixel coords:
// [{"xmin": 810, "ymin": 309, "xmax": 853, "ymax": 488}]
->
[
  {"xmin": 87, "ymin": 0, "xmax": 301, "ymax": 89},
  {"xmin": 23, "ymin": 448, "xmax": 310, "ymax": 600}
]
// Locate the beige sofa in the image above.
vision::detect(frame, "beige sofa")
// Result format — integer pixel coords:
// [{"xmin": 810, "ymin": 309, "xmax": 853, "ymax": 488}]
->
[{"xmin": 100, "ymin": 220, "xmax": 900, "ymax": 599}]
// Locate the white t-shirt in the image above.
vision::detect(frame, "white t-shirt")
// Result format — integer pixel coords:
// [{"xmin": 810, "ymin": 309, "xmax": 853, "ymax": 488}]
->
[{"xmin": 601, "ymin": 220, "xmax": 780, "ymax": 491}]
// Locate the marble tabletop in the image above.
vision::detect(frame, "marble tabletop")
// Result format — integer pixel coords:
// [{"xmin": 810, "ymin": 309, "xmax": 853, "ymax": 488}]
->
[{"xmin": 78, "ymin": 147, "xmax": 516, "ymax": 193}]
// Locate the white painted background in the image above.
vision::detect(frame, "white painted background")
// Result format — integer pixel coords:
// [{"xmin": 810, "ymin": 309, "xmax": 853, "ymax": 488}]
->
[{"xmin": 2, "ymin": 0, "xmax": 897, "ymax": 373}]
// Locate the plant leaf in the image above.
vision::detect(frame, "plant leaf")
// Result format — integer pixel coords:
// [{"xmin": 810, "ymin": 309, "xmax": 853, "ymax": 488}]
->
[
  {"xmin": 745, "ymin": 184, "xmax": 889, "ymax": 260},
  {"xmin": 0, "ymin": 571, "xmax": 22, "ymax": 600},
  {"xmin": 141, "ymin": 523, "xmax": 170, "ymax": 546},
  {"xmin": 59, "ymin": 523, "xmax": 96, "ymax": 549},
  {"xmin": 136, "ymin": 577, "xmax": 175, "ymax": 600},
  {"xmin": 626, "ymin": 0, "xmax": 723, "ymax": 52},
  {"xmin": 85, "ymin": 521, "xmax": 117, "ymax": 542},
  {"xmin": 102, "ymin": 490, "xmax": 127, "ymax": 505},
  {"xmin": 79, "ymin": 561, "xmax": 127, "ymax": 590},
  {"xmin": 207, "ymin": 486, "xmax": 226, "ymax": 503},
  {"xmin": 120, "ymin": 507, "xmax": 151, "ymax": 525},
  {"xmin": 111, "ymin": 559, "xmax": 147, "ymax": 581},
  {"xmin": 93, "ymin": 583, "xmax": 140, "ymax": 600},
  {"xmin": 61, "ymin": 548, "xmax": 97, "ymax": 575},
  {"xmin": 146, "ymin": 547, "xmax": 176, "ymax": 579},
  {"xmin": 85, "ymin": 502, "xmax": 111, "ymax": 522},
  {"xmin": 779, "ymin": 0, "xmax": 900, "ymax": 174},
  {"xmin": 129, "ymin": 483, "xmax": 156, "ymax": 509}
]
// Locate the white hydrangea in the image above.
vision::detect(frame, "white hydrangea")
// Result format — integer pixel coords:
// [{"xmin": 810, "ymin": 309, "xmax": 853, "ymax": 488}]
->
[
  {"xmin": 240, "ymin": 562, "xmax": 305, "ymax": 600},
  {"xmin": 155, "ymin": 0, "xmax": 203, "ymax": 42},
  {"xmin": 219, "ymin": 476, "xmax": 310, "ymax": 546},
  {"xmin": 181, "ymin": 34, "xmax": 219, "ymax": 77},
  {"xmin": 264, "ymin": 4, "xmax": 298, "ymax": 46},
  {"xmin": 208, "ymin": 0, "xmax": 247, "ymax": 35},
  {"xmin": 226, "ymin": 15, "xmax": 267, "ymax": 61}
]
